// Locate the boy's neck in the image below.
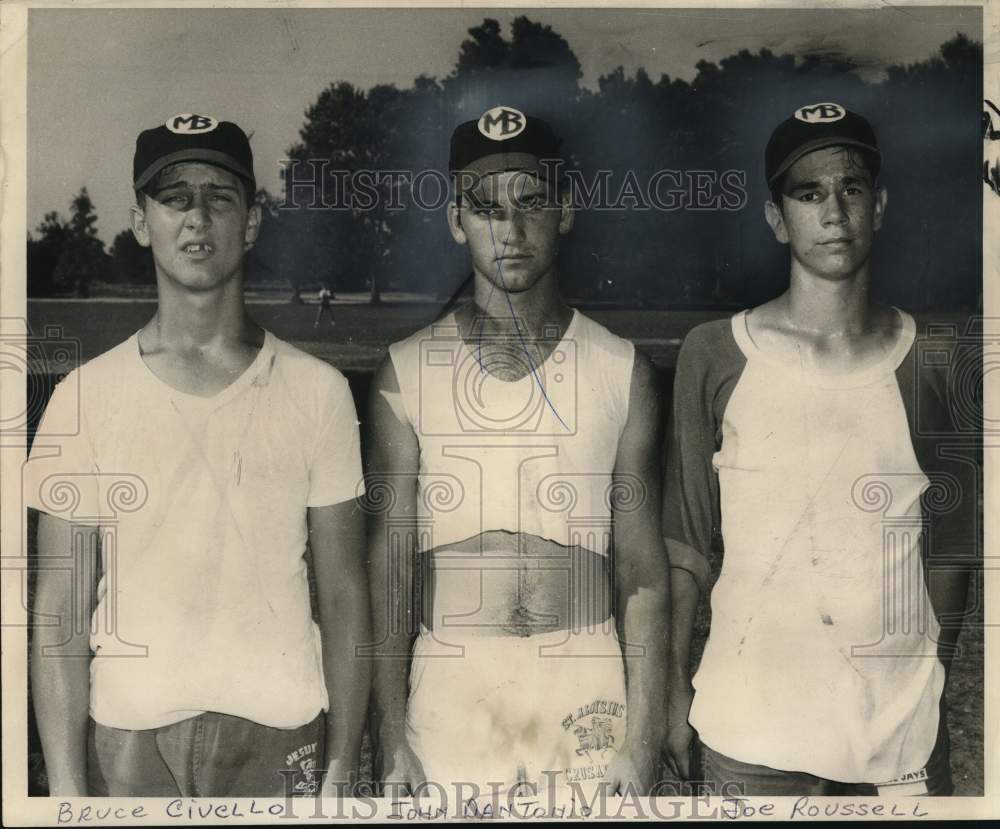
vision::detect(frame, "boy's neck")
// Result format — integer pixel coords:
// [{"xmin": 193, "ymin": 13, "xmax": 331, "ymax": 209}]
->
[
  {"xmin": 150, "ymin": 276, "xmax": 261, "ymax": 351},
  {"xmin": 469, "ymin": 272, "xmax": 571, "ymax": 337},
  {"xmin": 784, "ymin": 266, "xmax": 874, "ymax": 337}
]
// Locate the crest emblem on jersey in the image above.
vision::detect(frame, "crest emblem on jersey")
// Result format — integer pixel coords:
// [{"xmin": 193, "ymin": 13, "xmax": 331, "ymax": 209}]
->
[
  {"xmin": 794, "ymin": 103, "xmax": 846, "ymax": 124},
  {"xmin": 574, "ymin": 716, "xmax": 616, "ymax": 761},
  {"xmin": 478, "ymin": 106, "xmax": 527, "ymax": 141},
  {"xmin": 166, "ymin": 113, "xmax": 219, "ymax": 134}
]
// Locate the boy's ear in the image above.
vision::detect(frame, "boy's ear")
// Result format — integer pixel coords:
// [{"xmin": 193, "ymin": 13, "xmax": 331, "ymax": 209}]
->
[
  {"xmin": 129, "ymin": 205, "xmax": 151, "ymax": 248},
  {"xmin": 872, "ymin": 187, "xmax": 887, "ymax": 233},
  {"xmin": 764, "ymin": 199, "xmax": 789, "ymax": 245},
  {"xmin": 244, "ymin": 203, "xmax": 263, "ymax": 249},
  {"xmin": 558, "ymin": 188, "xmax": 574, "ymax": 235},
  {"xmin": 447, "ymin": 201, "xmax": 467, "ymax": 245}
]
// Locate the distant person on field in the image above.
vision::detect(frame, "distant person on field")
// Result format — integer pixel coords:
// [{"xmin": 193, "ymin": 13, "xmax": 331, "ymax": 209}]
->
[{"xmin": 315, "ymin": 285, "xmax": 336, "ymax": 328}]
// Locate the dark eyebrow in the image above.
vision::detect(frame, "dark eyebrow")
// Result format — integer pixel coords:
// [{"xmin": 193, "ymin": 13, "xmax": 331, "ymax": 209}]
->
[
  {"xmin": 785, "ymin": 181, "xmax": 819, "ymax": 196},
  {"xmin": 152, "ymin": 180, "xmax": 187, "ymax": 195},
  {"xmin": 840, "ymin": 175, "xmax": 870, "ymax": 188},
  {"xmin": 466, "ymin": 192, "xmax": 500, "ymax": 209},
  {"xmin": 152, "ymin": 180, "xmax": 239, "ymax": 195}
]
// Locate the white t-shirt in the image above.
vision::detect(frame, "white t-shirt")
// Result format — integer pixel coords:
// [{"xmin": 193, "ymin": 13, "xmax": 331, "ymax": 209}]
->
[{"xmin": 25, "ymin": 331, "xmax": 364, "ymax": 730}]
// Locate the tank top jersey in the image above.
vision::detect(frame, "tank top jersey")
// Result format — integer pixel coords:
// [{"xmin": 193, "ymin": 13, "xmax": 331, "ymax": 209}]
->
[{"xmin": 388, "ymin": 309, "xmax": 635, "ymax": 557}]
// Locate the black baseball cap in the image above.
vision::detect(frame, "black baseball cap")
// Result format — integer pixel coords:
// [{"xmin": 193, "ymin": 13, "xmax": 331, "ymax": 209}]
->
[
  {"xmin": 449, "ymin": 106, "xmax": 562, "ymax": 186},
  {"xmin": 765, "ymin": 103, "xmax": 880, "ymax": 186},
  {"xmin": 133, "ymin": 113, "xmax": 255, "ymax": 193}
]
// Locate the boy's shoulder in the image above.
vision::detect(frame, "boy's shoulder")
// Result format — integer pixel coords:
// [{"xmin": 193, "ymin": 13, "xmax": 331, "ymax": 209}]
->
[
  {"xmin": 570, "ymin": 308, "xmax": 634, "ymax": 361},
  {"xmin": 681, "ymin": 316, "xmax": 738, "ymax": 355},
  {"xmin": 673, "ymin": 315, "xmax": 747, "ymax": 397},
  {"xmin": 389, "ymin": 312, "xmax": 455, "ymax": 350},
  {"xmin": 69, "ymin": 334, "xmax": 141, "ymax": 391},
  {"xmin": 268, "ymin": 333, "xmax": 352, "ymax": 396}
]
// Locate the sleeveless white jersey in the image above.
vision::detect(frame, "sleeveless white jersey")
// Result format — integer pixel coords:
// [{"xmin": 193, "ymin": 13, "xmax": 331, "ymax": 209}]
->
[{"xmin": 388, "ymin": 309, "xmax": 635, "ymax": 557}]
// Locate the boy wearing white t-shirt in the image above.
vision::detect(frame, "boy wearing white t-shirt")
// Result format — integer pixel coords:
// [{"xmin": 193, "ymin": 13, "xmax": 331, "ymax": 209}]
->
[
  {"xmin": 27, "ymin": 114, "xmax": 371, "ymax": 797},
  {"xmin": 662, "ymin": 104, "xmax": 979, "ymax": 795}
]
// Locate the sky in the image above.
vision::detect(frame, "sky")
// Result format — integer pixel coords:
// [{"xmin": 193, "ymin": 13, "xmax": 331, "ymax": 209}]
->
[{"xmin": 27, "ymin": 5, "xmax": 981, "ymax": 242}]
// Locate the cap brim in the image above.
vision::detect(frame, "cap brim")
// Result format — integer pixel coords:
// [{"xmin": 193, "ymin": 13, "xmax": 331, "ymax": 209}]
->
[
  {"xmin": 768, "ymin": 137, "xmax": 880, "ymax": 186},
  {"xmin": 134, "ymin": 149, "xmax": 255, "ymax": 191},
  {"xmin": 452, "ymin": 152, "xmax": 560, "ymax": 189}
]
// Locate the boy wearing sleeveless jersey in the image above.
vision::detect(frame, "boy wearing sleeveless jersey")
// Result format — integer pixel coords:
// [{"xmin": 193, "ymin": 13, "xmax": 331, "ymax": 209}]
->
[
  {"xmin": 367, "ymin": 108, "xmax": 670, "ymax": 803},
  {"xmin": 663, "ymin": 103, "xmax": 979, "ymax": 795},
  {"xmin": 26, "ymin": 114, "xmax": 371, "ymax": 797}
]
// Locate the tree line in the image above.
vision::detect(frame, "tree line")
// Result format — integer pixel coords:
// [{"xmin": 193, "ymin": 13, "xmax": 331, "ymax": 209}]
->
[{"xmin": 28, "ymin": 18, "xmax": 983, "ymax": 309}]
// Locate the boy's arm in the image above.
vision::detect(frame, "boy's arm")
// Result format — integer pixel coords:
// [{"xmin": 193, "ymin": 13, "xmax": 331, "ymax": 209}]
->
[
  {"xmin": 365, "ymin": 355, "xmax": 425, "ymax": 792},
  {"xmin": 606, "ymin": 352, "xmax": 670, "ymax": 795},
  {"xmin": 662, "ymin": 545, "xmax": 701, "ymax": 779},
  {"xmin": 30, "ymin": 512, "xmax": 98, "ymax": 796},
  {"xmin": 309, "ymin": 498, "xmax": 371, "ymax": 788},
  {"xmin": 660, "ymin": 331, "xmax": 720, "ymax": 778}
]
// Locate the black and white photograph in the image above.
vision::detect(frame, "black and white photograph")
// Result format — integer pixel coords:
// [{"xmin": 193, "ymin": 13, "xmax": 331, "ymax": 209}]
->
[{"xmin": 0, "ymin": 0, "xmax": 995, "ymax": 823}]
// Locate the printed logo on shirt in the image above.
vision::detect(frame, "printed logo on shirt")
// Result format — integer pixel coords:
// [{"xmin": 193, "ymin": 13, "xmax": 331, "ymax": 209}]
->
[
  {"xmin": 875, "ymin": 766, "xmax": 929, "ymax": 796},
  {"xmin": 286, "ymin": 741, "xmax": 319, "ymax": 794},
  {"xmin": 560, "ymin": 698, "xmax": 625, "ymax": 786},
  {"xmin": 564, "ymin": 761, "xmax": 609, "ymax": 785},
  {"xmin": 564, "ymin": 701, "xmax": 624, "ymax": 761},
  {"xmin": 574, "ymin": 716, "xmax": 616, "ymax": 759},
  {"xmin": 561, "ymin": 698, "xmax": 625, "ymax": 734}
]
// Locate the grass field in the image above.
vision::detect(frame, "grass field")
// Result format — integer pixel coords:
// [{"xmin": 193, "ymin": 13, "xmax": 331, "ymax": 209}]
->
[
  {"xmin": 22, "ymin": 299, "xmax": 983, "ymax": 796},
  {"xmin": 25, "ymin": 298, "xmax": 730, "ymax": 374}
]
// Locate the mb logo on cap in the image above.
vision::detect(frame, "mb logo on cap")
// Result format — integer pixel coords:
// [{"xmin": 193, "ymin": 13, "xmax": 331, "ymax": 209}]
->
[
  {"xmin": 167, "ymin": 114, "xmax": 220, "ymax": 134},
  {"xmin": 449, "ymin": 107, "xmax": 562, "ymax": 182},
  {"xmin": 478, "ymin": 106, "xmax": 527, "ymax": 141},
  {"xmin": 133, "ymin": 114, "xmax": 255, "ymax": 192},
  {"xmin": 765, "ymin": 103, "xmax": 879, "ymax": 185},
  {"xmin": 794, "ymin": 103, "xmax": 846, "ymax": 124}
]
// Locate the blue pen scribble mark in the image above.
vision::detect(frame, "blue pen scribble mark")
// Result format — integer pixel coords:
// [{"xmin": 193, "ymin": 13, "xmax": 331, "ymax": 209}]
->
[{"xmin": 472, "ymin": 173, "xmax": 569, "ymax": 431}]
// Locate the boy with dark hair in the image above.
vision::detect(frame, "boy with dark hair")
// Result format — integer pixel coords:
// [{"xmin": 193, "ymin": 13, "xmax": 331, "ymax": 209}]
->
[{"xmin": 663, "ymin": 103, "xmax": 978, "ymax": 796}]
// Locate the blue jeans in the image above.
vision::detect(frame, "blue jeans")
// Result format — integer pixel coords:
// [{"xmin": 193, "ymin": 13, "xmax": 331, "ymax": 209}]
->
[{"xmin": 87, "ymin": 711, "xmax": 325, "ymax": 797}]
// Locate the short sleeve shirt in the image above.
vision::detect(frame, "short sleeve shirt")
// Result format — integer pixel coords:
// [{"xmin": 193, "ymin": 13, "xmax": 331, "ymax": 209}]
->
[{"xmin": 24, "ymin": 331, "xmax": 364, "ymax": 730}]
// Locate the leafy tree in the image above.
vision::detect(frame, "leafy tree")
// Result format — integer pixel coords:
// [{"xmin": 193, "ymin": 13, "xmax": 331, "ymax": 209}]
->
[
  {"xmin": 455, "ymin": 18, "xmax": 508, "ymax": 74},
  {"xmin": 108, "ymin": 228, "xmax": 153, "ymax": 285},
  {"xmin": 287, "ymin": 81, "xmax": 416, "ymax": 303},
  {"xmin": 52, "ymin": 188, "xmax": 109, "ymax": 297},
  {"xmin": 249, "ymin": 187, "xmax": 354, "ymax": 301},
  {"xmin": 442, "ymin": 16, "xmax": 582, "ymax": 128},
  {"xmin": 27, "ymin": 212, "xmax": 70, "ymax": 297},
  {"xmin": 874, "ymin": 33, "xmax": 983, "ymax": 308},
  {"xmin": 278, "ymin": 21, "xmax": 982, "ymax": 310}
]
